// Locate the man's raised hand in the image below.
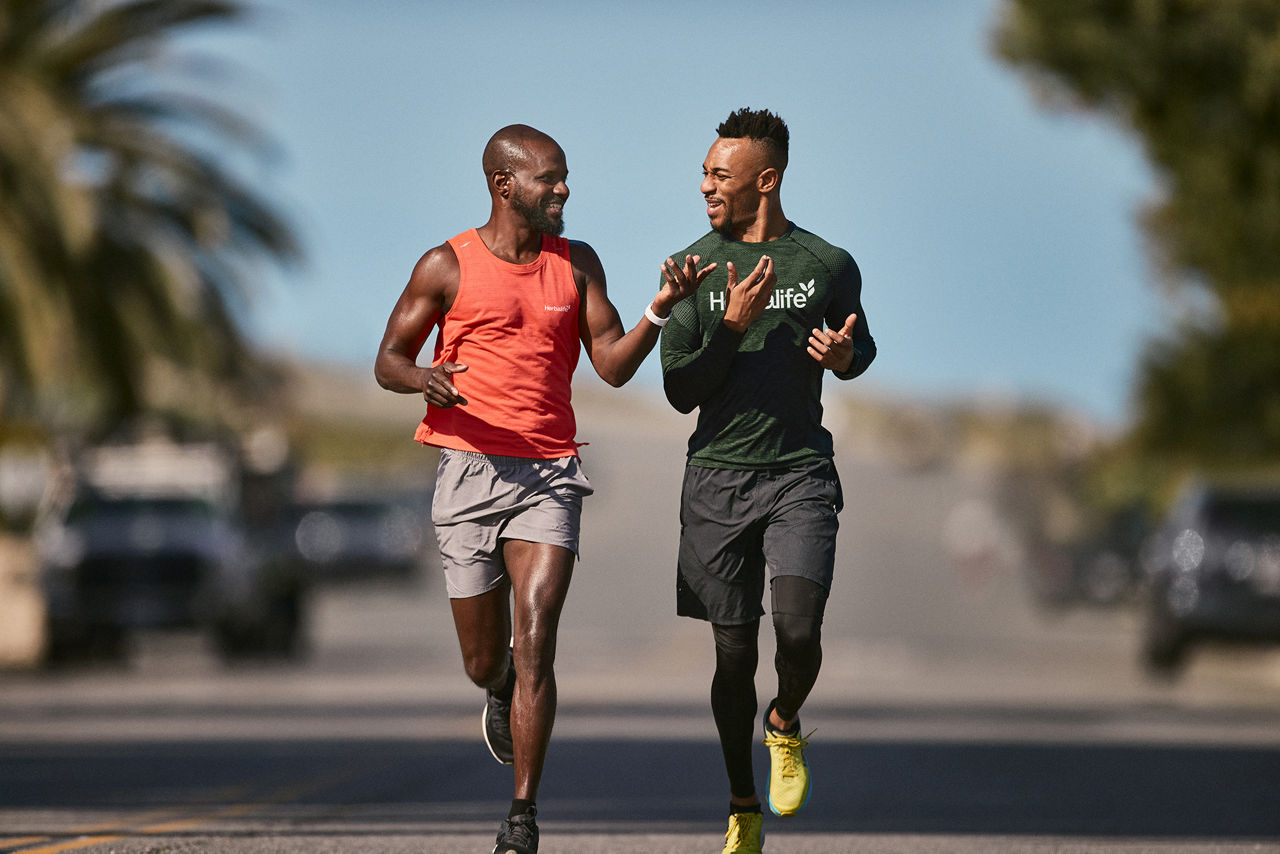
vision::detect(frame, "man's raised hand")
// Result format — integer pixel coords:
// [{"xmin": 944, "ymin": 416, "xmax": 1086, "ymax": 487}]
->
[
  {"xmin": 657, "ymin": 254, "xmax": 718, "ymax": 315},
  {"xmin": 807, "ymin": 313, "xmax": 857, "ymax": 372},
  {"xmin": 722, "ymin": 255, "xmax": 776, "ymax": 333}
]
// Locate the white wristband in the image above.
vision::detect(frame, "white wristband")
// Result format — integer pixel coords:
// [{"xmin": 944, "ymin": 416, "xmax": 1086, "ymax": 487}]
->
[{"xmin": 645, "ymin": 303, "xmax": 670, "ymax": 327}]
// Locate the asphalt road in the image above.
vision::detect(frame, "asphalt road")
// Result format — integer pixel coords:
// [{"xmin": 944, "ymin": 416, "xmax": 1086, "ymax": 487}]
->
[{"xmin": 4, "ymin": 387, "xmax": 1280, "ymax": 853}]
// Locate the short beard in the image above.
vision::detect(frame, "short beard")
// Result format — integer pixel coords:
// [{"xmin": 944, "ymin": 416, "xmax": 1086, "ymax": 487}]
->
[
  {"xmin": 511, "ymin": 188, "xmax": 564, "ymax": 236},
  {"xmin": 708, "ymin": 205, "xmax": 735, "ymax": 238}
]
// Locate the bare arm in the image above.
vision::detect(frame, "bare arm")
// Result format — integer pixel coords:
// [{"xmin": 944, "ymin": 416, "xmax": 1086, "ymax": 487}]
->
[
  {"xmin": 373, "ymin": 243, "xmax": 470, "ymax": 407},
  {"xmin": 572, "ymin": 243, "xmax": 711, "ymax": 387}
]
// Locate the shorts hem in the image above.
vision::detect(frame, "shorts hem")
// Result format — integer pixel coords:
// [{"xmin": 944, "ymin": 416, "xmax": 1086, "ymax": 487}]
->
[
  {"xmin": 498, "ymin": 533, "xmax": 580, "ymax": 558},
  {"xmin": 445, "ymin": 573, "xmax": 506, "ymax": 600},
  {"xmin": 677, "ymin": 610, "xmax": 762, "ymax": 626}
]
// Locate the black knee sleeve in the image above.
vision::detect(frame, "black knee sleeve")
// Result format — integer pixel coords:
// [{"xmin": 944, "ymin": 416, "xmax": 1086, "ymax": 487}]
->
[{"xmin": 770, "ymin": 576, "xmax": 828, "ymax": 723}]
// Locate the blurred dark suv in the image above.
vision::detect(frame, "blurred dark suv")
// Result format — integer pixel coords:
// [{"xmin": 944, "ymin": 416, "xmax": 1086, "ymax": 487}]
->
[
  {"xmin": 1141, "ymin": 482, "xmax": 1280, "ymax": 675},
  {"xmin": 34, "ymin": 440, "xmax": 307, "ymax": 663}
]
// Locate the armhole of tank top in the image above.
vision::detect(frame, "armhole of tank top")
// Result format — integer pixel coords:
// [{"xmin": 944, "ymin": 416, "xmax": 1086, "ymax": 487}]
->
[
  {"xmin": 441, "ymin": 239, "xmax": 467, "ymax": 323},
  {"xmin": 561, "ymin": 239, "xmax": 585, "ymax": 312}
]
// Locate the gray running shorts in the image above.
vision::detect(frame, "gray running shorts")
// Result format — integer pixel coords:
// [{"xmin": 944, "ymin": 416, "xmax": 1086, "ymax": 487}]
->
[
  {"xmin": 676, "ymin": 458, "xmax": 842, "ymax": 625},
  {"xmin": 431, "ymin": 449, "xmax": 594, "ymax": 599}
]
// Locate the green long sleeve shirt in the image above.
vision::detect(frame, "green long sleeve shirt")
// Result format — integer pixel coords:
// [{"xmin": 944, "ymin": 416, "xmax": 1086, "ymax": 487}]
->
[{"xmin": 659, "ymin": 224, "xmax": 876, "ymax": 470}]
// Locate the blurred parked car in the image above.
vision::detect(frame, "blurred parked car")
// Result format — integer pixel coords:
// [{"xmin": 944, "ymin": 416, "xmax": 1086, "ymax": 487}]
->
[
  {"xmin": 1141, "ymin": 482, "xmax": 1280, "ymax": 676},
  {"xmin": 286, "ymin": 493, "xmax": 431, "ymax": 581},
  {"xmin": 34, "ymin": 439, "xmax": 308, "ymax": 663}
]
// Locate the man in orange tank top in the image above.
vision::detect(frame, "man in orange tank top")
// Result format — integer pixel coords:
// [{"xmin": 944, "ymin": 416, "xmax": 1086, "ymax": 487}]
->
[{"xmin": 375, "ymin": 125, "xmax": 758, "ymax": 854}]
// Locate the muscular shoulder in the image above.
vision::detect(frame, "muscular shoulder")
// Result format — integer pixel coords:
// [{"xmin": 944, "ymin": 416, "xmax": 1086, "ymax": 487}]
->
[
  {"xmin": 412, "ymin": 240, "xmax": 459, "ymax": 281},
  {"xmin": 408, "ymin": 240, "xmax": 460, "ymax": 298},
  {"xmin": 567, "ymin": 239, "xmax": 605, "ymax": 288}
]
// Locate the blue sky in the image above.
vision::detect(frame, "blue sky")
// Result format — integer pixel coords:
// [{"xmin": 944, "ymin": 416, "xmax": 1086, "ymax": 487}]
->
[{"xmin": 194, "ymin": 0, "xmax": 1164, "ymax": 427}]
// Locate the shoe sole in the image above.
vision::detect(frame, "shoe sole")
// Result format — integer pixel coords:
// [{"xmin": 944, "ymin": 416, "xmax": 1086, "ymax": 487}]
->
[{"xmin": 481, "ymin": 704, "xmax": 514, "ymax": 766}]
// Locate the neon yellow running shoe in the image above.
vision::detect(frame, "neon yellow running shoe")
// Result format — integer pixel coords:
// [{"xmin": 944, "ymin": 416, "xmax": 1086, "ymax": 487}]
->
[
  {"xmin": 721, "ymin": 811, "xmax": 764, "ymax": 854},
  {"xmin": 762, "ymin": 702, "xmax": 811, "ymax": 817}
]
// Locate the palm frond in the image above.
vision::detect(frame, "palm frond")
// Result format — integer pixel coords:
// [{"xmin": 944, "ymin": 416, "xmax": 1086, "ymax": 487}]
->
[{"xmin": 0, "ymin": 0, "xmax": 300, "ymax": 428}]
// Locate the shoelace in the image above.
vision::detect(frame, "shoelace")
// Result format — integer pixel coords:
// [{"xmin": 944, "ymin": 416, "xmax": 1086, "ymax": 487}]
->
[
  {"xmin": 725, "ymin": 813, "xmax": 759, "ymax": 847},
  {"xmin": 499, "ymin": 814, "xmax": 537, "ymax": 847},
  {"xmin": 762, "ymin": 730, "xmax": 812, "ymax": 778}
]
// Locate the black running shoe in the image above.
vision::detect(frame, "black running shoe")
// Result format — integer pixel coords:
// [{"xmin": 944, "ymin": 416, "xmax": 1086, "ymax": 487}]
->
[
  {"xmin": 492, "ymin": 807, "xmax": 538, "ymax": 854},
  {"xmin": 483, "ymin": 650, "xmax": 515, "ymax": 765}
]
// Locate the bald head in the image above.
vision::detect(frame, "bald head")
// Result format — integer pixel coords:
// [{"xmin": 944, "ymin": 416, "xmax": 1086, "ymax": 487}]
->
[
  {"xmin": 480, "ymin": 124, "xmax": 570, "ymax": 235},
  {"xmin": 482, "ymin": 124, "xmax": 561, "ymax": 178}
]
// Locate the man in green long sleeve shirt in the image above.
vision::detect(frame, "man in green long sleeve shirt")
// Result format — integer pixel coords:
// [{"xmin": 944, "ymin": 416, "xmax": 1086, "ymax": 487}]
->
[{"xmin": 656, "ymin": 108, "xmax": 876, "ymax": 854}]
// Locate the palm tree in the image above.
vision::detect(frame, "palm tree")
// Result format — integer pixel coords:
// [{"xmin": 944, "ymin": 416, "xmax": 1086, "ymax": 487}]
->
[{"xmin": 0, "ymin": 0, "xmax": 299, "ymax": 432}]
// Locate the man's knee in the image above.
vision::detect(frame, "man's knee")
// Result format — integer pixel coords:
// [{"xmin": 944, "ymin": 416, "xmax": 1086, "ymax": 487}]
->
[
  {"xmin": 462, "ymin": 644, "xmax": 510, "ymax": 690},
  {"xmin": 712, "ymin": 621, "xmax": 760, "ymax": 674},
  {"xmin": 773, "ymin": 612, "xmax": 822, "ymax": 659},
  {"xmin": 511, "ymin": 630, "xmax": 556, "ymax": 682}
]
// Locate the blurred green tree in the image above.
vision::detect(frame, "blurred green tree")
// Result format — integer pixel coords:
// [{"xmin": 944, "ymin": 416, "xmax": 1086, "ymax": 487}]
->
[
  {"xmin": 0, "ymin": 0, "xmax": 299, "ymax": 433},
  {"xmin": 995, "ymin": 0, "xmax": 1280, "ymax": 468}
]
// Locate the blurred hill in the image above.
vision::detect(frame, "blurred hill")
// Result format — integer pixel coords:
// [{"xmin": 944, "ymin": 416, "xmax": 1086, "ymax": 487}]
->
[
  {"xmin": 282, "ymin": 358, "xmax": 1106, "ymax": 479},
  {"xmin": 1, "ymin": 354, "xmax": 1108, "ymax": 541}
]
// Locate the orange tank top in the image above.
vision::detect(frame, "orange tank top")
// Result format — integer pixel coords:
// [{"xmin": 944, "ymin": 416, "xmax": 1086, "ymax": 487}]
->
[{"xmin": 414, "ymin": 228, "xmax": 583, "ymax": 458}]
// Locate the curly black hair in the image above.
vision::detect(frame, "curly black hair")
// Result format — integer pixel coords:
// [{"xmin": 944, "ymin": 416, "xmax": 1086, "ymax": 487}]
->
[{"xmin": 717, "ymin": 107, "xmax": 789, "ymax": 172}]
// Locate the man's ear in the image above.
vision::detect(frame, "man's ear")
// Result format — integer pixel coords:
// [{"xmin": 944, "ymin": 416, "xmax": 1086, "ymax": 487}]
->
[
  {"xmin": 757, "ymin": 167, "xmax": 780, "ymax": 194},
  {"xmin": 491, "ymin": 169, "xmax": 512, "ymax": 199}
]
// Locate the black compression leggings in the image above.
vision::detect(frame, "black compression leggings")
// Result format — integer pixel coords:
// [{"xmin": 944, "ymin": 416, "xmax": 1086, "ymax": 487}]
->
[{"xmin": 710, "ymin": 575, "xmax": 828, "ymax": 799}]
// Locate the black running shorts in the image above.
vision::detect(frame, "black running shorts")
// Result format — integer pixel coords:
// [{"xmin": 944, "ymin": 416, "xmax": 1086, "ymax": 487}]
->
[{"xmin": 676, "ymin": 458, "xmax": 843, "ymax": 625}]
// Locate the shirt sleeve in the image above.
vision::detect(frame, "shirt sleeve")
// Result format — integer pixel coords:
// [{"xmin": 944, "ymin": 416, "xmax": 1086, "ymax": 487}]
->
[
  {"xmin": 825, "ymin": 255, "xmax": 876, "ymax": 381},
  {"xmin": 659, "ymin": 296, "xmax": 745, "ymax": 414}
]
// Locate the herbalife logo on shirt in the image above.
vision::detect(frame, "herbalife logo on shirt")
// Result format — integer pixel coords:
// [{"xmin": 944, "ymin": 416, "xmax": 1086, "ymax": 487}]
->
[{"xmin": 708, "ymin": 279, "xmax": 815, "ymax": 311}]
